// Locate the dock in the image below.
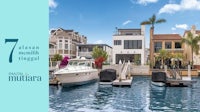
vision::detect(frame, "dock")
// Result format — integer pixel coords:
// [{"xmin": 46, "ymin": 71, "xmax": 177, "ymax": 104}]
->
[
  {"xmin": 112, "ymin": 77, "xmax": 133, "ymax": 87},
  {"xmin": 166, "ymin": 79, "xmax": 197, "ymax": 86}
]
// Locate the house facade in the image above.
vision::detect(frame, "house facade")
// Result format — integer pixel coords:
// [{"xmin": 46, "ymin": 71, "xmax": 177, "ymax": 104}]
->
[
  {"xmin": 76, "ymin": 44, "xmax": 112, "ymax": 63},
  {"xmin": 49, "ymin": 28, "xmax": 87, "ymax": 61},
  {"xmin": 183, "ymin": 25, "xmax": 200, "ymax": 68},
  {"xmin": 151, "ymin": 34, "xmax": 183, "ymax": 67},
  {"xmin": 112, "ymin": 25, "xmax": 146, "ymax": 64}
]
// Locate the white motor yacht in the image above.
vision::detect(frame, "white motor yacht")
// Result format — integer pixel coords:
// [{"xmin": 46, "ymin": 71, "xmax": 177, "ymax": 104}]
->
[{"xmin": 54, "ymin": 58, "xmax": 99, "ymax": 87}]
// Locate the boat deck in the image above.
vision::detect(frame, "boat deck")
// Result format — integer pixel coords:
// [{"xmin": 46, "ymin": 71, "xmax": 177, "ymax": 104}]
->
[{"xmin": 166, "ymin": 79, "xmax": 197, "ymax": 86}]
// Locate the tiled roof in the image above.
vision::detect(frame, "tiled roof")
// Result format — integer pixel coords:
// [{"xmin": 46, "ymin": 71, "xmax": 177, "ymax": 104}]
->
[
  {"xmin": 50, "ymin": 28, "xmax": 74, "ymax": 34},
  {"xmin": 153, "ymin": 34, "xmax": 182, "ymax": 40}
]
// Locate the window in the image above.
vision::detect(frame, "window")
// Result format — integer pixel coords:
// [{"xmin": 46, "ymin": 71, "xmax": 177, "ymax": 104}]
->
[
  {"xmin": 125, "ymin": 33, "xmax": 133, "ymax": 35},
  {"xmin": 124, "ymin": 40, "xmax": 129, "ymax": 49},
  {"xmin": 59, "ymin": 43, "xmax": 62, "ymax": 49},
  {"xmin": 154, "ymin": 42, "xmax": 162, "ymax": 52},
  {"xmin": 59, "ymin": 40, "xmax": 62, "ymax": 49},
  {"xmin": 124, "ymin": 40, "xmax": 142, "ymax": 49},
  {"xmin": 114, "ymin": 40, "xmax": 121, "ymax": 45},
  {"xmin": 137, "ymin": 40, "xmax": 142, "ymax": 49},
  {"xmin": 175, "ymin": 42, "xmax": 181, "ymax": 48},
  {"xmin": 88, "ymin": 47, "xmax": 93, "ymax": 52},
  {"xmin": 65, "ymin": 44, "xmax": 68, "ymax": 49},
  {"xmin": 165, "ymin": 42, "xmax": 171, "ymax": 49}
]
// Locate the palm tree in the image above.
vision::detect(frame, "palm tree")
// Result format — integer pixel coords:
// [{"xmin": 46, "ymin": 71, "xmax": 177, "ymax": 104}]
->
[
  {"xmin": 158, "ymin": 49, "xmax": 169, "ymax": 67},
  {"xmin": 181, "ymin": 32, "xmax": 200, "ymax": 65},
  {"xmin": 52, "ymin": 54, "xmax": 63, "ymax": 61},
  {"xmin": 140, "ymin": 14, "xmax": 166, "ymax": 28},
  {"xmin": 141, "ymin": 14, "xmax": 166, "ymax": 68}
]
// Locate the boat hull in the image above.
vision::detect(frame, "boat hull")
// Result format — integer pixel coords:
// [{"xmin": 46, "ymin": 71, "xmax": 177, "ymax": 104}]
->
[
  {"xmin": 55, "ymin": 70, "xmax": 99, "ymax": 87},
  {"xmin": 151, "ymin": 81, "xmax": 165, "ymax": 87}
]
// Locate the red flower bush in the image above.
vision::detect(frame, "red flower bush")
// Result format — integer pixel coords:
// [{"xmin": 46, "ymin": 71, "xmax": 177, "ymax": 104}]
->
[{"xmin": 95, "ymin": 57, "xmax": 105, "ymax": 69}]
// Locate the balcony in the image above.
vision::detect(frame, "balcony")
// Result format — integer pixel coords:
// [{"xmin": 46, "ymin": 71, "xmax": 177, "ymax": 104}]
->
[
  {"xmin": 165, "ymin": 48, "xmax": 184, "ymax": 52},
  {"xmin": 78, "ymin": 52, "xmax": 92, "ymax": 57}
]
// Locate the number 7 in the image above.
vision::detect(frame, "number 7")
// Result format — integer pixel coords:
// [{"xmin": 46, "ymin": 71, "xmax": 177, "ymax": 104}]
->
[{"xmin": 5, "ymin": 39, "xmax": 19, "ymax": 63}]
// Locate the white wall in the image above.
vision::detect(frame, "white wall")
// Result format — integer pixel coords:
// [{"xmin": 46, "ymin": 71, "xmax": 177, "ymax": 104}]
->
[
  {"xmin": 112, "ymin": 25, "xmax": 146, "ymax": 65},
  {"xmin": 112, "ymin": 33, "xmax": 145, "ymax": 64}
]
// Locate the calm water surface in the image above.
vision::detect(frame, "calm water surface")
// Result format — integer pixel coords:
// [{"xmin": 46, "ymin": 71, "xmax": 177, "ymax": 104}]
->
[{"xmin": 49, "ymin": 76, "xmax": 200, "ymax": 112}]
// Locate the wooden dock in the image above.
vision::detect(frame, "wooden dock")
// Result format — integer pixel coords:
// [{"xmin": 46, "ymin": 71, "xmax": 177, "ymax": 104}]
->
[
  {"xmin": 112, "ymin": 77, "xmax": 133, "ymax": 87},
  {"xmin": 166, "ymin": 79, "xmax": 197, "ymax": 86}
]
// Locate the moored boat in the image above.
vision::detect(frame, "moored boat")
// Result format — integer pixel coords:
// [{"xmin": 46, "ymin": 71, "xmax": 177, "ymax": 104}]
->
[
  {"xmin": 54, "ymin": 58, "xmax": 98, "ymax": 87},
  {"xmin": 151, "ymin": 72, "xmax": 167, "ymax": 87}
]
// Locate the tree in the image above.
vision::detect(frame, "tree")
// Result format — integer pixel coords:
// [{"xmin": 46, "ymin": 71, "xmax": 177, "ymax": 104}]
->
[
  {"xmin": 52, "ymin": 54, "xmax": 63, "ymax": 61},
  {"xmin": 158, "ymin": 49, "xmax": 169, "ymax": 66},
  {"xmin": 140, "ymin": 14, "xmax": 166, "ymax": 67},
  {"xmin": 134, "ymin": 54, "xmax": 141, "ymax": 65},
  {"xmin": 140, "ymin": 14, "xmax": 166, "ymax": 28},
  {"xmin": 92, "ymin": 46, "xmax": 108, "ymax": 68},
  {"xmin": 181, "ymin": 32, "xmax": 200, "ymax": 65}
]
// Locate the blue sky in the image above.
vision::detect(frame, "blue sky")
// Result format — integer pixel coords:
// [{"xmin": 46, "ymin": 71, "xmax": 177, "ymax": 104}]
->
[{"xmin": 49, "ymin": 0, "xmax": 200, "ymax": 48}]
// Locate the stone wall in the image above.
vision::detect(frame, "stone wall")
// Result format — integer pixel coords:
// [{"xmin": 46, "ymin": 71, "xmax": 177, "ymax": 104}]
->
[{"xmin": 102, "ymin": 64, "xmax": 150, "ymax": 75}]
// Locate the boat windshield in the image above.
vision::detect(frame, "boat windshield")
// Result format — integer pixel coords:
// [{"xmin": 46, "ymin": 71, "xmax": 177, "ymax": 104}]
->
[{"xmin": 68, "ymin": 60, "xmax": 91, "ymax": 67}]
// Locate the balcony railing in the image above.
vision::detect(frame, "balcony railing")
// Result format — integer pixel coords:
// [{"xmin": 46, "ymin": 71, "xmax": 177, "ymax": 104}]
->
[
  {"xmin": 165, "ymin": 48, "xmax": 184, "ymax": 52},
  {"xmin": 78, "ymin": 52, "xmax": 92, "ymax": 57}
]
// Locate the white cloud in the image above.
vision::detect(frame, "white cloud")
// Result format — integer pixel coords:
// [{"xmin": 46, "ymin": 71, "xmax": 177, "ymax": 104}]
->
[
  {"xmin": 159, "ymin": 4, "xmax": 181, "ymax": 14},
  {"xmin": 94, "ymin": 40, "xmax": 104, "ymax": 44},
  {"xmin": 137, "ymin": 0, "xmax": 158, "ymax": 5},
  {"xmin": 49, "ymin": 0, "xmax": 58, "ymax": 8},
  {"xmin": 130, "ymin": 0, "xmax": 158, "ymax": 5},
  {"xmin": 175, "ymin": 24, "xmax": 188, "ymax": 29},
  {"xmin": 159, "ymin": 0, "xmax": 200, "ymax": 14},
  {"xmin": 171, "ymin": 27, "xmax": 176, "ymax": 30},
  {"xmin": 122, "ymin": 20, "xmax": 132, "ymax": 26}
]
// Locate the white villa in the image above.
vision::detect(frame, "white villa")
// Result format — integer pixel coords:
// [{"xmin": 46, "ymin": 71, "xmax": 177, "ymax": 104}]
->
[{"xmin": 112, "ymin": 25, "xmax": 146, "ymax": 65}]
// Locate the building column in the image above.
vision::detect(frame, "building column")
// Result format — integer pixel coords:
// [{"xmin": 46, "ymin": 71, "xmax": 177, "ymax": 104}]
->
[
  {"xmin": 113, "ymin": 53, "xmax": 116, "ymax": 64},
  {"xmin": 150, "ymin": 27, "xmax": 154, "ymax": 65}
]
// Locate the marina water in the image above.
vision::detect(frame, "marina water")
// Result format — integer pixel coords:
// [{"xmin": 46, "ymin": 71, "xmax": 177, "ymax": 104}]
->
[{"xmin": 49, "ymin": 76, "xmax": 200, "ymax": 112}]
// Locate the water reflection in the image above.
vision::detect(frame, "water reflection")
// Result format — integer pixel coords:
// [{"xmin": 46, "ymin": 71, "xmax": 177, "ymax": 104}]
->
[
  {"xmin": 49, "ymin": 76, "xmax": 200, "ymax": 112},
  {"xmin": 149, "ymin": 84, "xmax": 197, "ymax": 111}
]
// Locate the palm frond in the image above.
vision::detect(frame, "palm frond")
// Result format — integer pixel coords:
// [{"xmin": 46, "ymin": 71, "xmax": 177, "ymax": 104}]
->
[
  {"xmin": 156, "ymin": 19, "xmax": 166, "ymax": 24},
  {"xmin": 140, "ymin": 21, "xmax": 151, "ymax": 25}
]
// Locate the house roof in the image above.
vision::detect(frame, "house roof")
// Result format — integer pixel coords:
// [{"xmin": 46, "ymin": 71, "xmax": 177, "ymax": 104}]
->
[
  {"xmin": 77, "ymin": 44, "xmax": 112, "ymax": 48},
  {"xmin": 50, "ymin": 28, "xmax": 74, "ymax": 35},
  {"xmin": 153, "ymin": 34, "xmax": 182, "ymax": 40}
]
